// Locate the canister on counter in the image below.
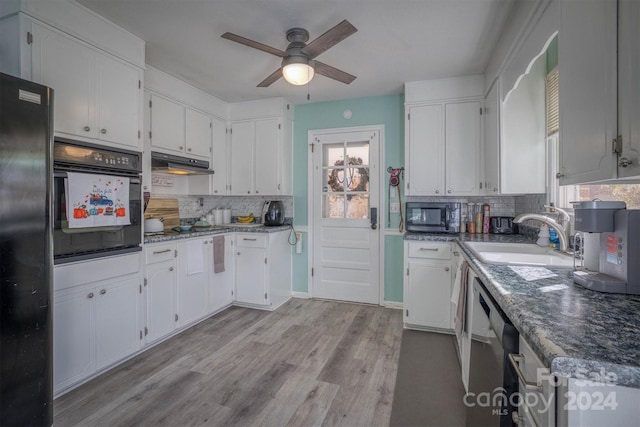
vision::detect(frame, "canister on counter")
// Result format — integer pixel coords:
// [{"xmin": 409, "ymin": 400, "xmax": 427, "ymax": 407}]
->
[
  {"xmin": 482, "ymin": 204, "xmax": 490, "ymax": 234},
  {"xmin": 474, "ymin": 204, "xmax": 483, "ymax": 234}
]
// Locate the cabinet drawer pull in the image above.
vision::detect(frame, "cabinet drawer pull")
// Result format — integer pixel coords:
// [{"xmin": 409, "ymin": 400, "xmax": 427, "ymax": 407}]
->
[
  {"xmin": 508, "ymin": 353, "xmax": 543, "ymax": 393},
  {"xmin": 419, "ymin": 248, "xmax": 438, "ymax": 251},
  {"xmin": 100, "ymin": 289, "xmax": 107, "ymax": 295},
  {"xmin": 83, "ymin": 126, "xmax": 91, "ymax": 132},
  {"xmin": 87, "ymin": 292, "xmax": 94, "ymax": 299},
  {"xmin": 243, "ymin": 238, "xmax": 257, "ymax": 241},
  {"xmin": 169, "ymin": 266, "xmax": 174, "ymax": 272},
  {"xmin": 153, "ymin": 249, "xmax": 171, "ymax": 255},
  {"xmin": 100, "ymin": 128, "xmax": 107, "ymax": 134}
]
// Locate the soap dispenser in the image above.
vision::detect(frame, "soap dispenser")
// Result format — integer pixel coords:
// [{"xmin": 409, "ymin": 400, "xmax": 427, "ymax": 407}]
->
[{"xmin": 537, "ymin": 224, "xmax": 550, "ymax": 246}]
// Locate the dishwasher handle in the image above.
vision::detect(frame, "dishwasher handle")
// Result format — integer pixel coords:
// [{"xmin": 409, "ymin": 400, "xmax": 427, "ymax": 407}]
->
[{"xmin": 508, "ymin": 353, "xmax": 544, "ymax": 393}]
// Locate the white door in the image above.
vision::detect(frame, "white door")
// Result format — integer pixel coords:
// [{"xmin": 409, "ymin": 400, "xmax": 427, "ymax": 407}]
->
[
  {"xmin": 145, "ymin": 260, "xmax": 177, "ymax": 343},
  {"xmin": 312, "ymin": 127, "xmax": 380, "ymax": 304}
]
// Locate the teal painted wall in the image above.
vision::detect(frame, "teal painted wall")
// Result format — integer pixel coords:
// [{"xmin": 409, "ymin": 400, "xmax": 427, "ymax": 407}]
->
[
  {"xmin": 546, "ymin": 35, "xmax": 558, "ymax": 73},
  {"xmin": 292, "ymin": 94, "xmax": 404, "ymax": 302}
]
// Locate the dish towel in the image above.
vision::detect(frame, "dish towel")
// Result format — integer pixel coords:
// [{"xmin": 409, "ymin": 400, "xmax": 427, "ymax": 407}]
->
[
  {"xmin": 213, "ymin": 235, "xmax": 225, "ymax": 273},
  {"xmin": 187, "ymin": 239, "xmax": 204, "ymax": 275},
  {"xmin": 66, "ymin": 172, "xmax": 130, "ymax": 228},
  {"xmin": 454, "ymin": 260, "xmax": 470, "ymax": 336}
]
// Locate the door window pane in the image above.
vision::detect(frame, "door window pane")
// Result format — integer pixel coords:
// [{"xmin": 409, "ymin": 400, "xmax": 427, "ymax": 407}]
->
[
  {"xmin": 321, "ymin": 140, "xmax": 370, "ymax": 219},
  {"xmin": 346, "ymin": 194, "xmax": 369, "ymax": 219}
]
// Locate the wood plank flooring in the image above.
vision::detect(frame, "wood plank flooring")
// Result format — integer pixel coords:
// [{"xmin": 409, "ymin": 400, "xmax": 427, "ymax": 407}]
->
[{"xmin": 54, "ymin": 298, "xmax": 404, "ymax": 426}]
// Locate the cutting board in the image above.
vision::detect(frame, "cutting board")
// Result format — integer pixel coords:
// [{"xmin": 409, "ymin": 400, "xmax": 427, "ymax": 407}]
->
[{"xmin": 144, "ymin": 198, "xmax": 179, "ymax": 232}]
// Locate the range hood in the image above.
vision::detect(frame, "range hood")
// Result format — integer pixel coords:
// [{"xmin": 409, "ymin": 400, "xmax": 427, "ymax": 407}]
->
[{"xmin": 151, "ymin": 151, "xmax": 215, "ymax": 176}]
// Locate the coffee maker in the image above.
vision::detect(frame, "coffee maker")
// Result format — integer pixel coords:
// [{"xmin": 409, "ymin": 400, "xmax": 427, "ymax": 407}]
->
[{"xmin": 572, "ymin": 202, "xmax": 640, "ymax": 295}]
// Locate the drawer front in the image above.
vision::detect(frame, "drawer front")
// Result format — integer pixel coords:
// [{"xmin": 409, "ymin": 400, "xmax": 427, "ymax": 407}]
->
[
  {"xmin": 145, "ymin": 243, "xmax": 176, "ymax": 264},
  {"xmin": 407, "ymin": 242, "xmax": 451, "ymax": 260},
  {"xmin": 236, "ymin": 233, "xmax": 267, "ymax": 248}
]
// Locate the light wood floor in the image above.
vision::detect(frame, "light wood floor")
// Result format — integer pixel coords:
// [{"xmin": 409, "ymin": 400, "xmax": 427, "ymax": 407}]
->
[{"xmin": 54, "ymin": 298, "xmax": 403, "ymax": 426}]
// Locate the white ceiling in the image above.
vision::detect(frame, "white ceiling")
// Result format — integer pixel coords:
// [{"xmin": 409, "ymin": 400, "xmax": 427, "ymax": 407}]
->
[{"xmin": 77, "ymin": 0, "xmax": 516, "ymax": 105}]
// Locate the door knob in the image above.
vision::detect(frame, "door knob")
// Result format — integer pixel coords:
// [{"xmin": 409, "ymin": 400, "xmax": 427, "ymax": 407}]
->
[{"xmin": 83, "ymin": 126, "xmax": 91, "ymax": 132}]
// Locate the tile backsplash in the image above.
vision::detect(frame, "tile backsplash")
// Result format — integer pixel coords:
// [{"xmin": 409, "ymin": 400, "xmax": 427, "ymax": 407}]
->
[{"xmin": 151, "ymin": 194, "xmax": 294, "ymax": 222}]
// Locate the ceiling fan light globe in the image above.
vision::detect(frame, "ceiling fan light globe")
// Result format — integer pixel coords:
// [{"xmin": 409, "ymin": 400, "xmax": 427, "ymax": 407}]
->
[{"xmin": 282, "ymin": 63, "xmax": 314, "ymax": 85}]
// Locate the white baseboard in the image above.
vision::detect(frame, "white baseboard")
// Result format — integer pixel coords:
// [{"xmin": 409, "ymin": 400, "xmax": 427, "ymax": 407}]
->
[
  {"xmin": 291, "ymin": 291, "xmax": 310, "ymax": 299},
  {"xmin": 383, "ymin": 301, "xmax": 403, "ymax": 310}
]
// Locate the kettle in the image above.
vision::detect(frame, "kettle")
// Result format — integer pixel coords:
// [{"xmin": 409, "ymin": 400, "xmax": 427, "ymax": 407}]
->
[{"xmin": 262, "ymin": 200, "xmax": 285, "ymax": 226}]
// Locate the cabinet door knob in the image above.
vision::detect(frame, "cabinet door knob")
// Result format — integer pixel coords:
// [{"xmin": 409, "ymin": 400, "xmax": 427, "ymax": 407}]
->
[
  {"xmin": 100, "ymin": 289, "xmax": 107, "ymax": 295},
  {"xmin": 247, "ymin": 191, "xmax": 250, "ymax": 194},
  {"xmin": 619, "ymin": 157, "xmax": 633, "ymax": 168},
  {"xmin": 188, "ymin": 148, "xmax": 192, "ymax": 152},
  {"xmin": 169, "ymin": 266, "xmax": 174, "ymax": 272},
  {"xmin": 256, "ymin": 190, "xmax": 259, "ymax": 194},
  {"xmin": 179, "ymin": 146, "xmax": 184, "ymax": 150},
  {"xmin": 435, "ymin": 190, "xmax": 440, "ymax": 194},
  {"xmin": 87, "ymin": 292, "xmax": 94, "ymax": 299},
  {"xmin": 100, "ymin": 128, "xmax": 107, "ymax": 134},
  {"xmin": 445, "ymin": 267, "xmax": 450, "ymax": 272},
  {"xmin": 84, "ymin": 126, "xmax": 91, "ymax": 132},
  {"xmin": 447, "ymin": 189, "xmax": 452, "ymax": 194}
]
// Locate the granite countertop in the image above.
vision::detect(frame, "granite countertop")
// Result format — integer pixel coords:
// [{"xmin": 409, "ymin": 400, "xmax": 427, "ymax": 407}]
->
[
  {"xmin": 144, "ymin": 224, "xmax": 292, "ymax": 244},
  {"xmin": 405, "ymin": 232, "xmax": 640, "ymax": 389}
]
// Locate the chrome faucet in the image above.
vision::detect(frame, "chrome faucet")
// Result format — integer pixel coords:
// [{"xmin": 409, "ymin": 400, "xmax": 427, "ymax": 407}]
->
[{"xmin": 514, "ymin": 207, "xmax": 570, "ymax": 252}]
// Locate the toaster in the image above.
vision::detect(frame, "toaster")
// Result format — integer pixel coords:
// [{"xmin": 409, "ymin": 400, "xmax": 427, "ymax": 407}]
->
[{"xmin": 490, "ymin": 216, "xmax": 516, "ymax": 234}]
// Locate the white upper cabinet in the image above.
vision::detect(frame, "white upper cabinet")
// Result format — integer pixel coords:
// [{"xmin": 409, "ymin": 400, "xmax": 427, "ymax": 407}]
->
[
  {"xmin": 254, "ymin": 118, "xmax": 281, "ymax": 195},
  {"xmin": 228, "ymin": 98, "xmax": 292, "ymax": 196},
  {"xmin": 230, "ymin": 118, "xmax": 285, "ymax": 196},
  {"xmin": 559, "ymin": 0, "xmax": 617, "ymax": 184},
  {"xmin": 148, "ymin": 94, "xmax": 212, "ymax": 160},
  {"xmin": 617, "ymin": 0, "xmax": 640, "ymax": 178},
  {"xmin": 211, "ymin": 117, "xmax": 229, "ymax": 195},
  {"xmin": 405, "ymin": 100, "xmax": 481, "ymax": 196},
  {"xmin": 445, "ymin": 101, "xmax": 481, "ymax": 195},
  {"xmin": 406, "ymin": 104, "xmax": 445, "ymax": 195},
  {"xmin": 31, "ymin": 23, "xmax": 142, "ymax": 149},
  {"xmin": 185, "ymin": 108, "xmax": 213, "ymax": 158},
  {"xmin": 0, "ymin": 2, "xmax": 145, "ymax": 151},
  {"xmin": 404, "ymin": 76, "xmax": 484, "ymax": 197},
  {"xmin": 483, "ymin": 81, "xmax": 500, "ymax": 194},
  {"xmin": 229, "ymin": 120, "xmax": 255, "ymax": 195}
]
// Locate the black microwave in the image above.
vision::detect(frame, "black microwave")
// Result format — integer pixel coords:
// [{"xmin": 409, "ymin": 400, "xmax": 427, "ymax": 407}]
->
[{"xmin": 405, "ymin": 202, "xmax": 461, "ymax": 233}]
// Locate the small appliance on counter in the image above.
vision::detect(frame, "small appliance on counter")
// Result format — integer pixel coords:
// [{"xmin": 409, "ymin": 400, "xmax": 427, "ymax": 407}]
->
[
  {"xmin": 572, "ymin": 202, "xmax": 640, "ymax": 295},
  {"xmin": 489, "ymin": 216, "xmax": 516, "ymax": 234},
  {"xmin": 405, "ymin": 202, "xmax": 460, "ymax": 233},
  {"xmin": 262, "ymin": 200, "xmax": 285, "ymax": 226}
]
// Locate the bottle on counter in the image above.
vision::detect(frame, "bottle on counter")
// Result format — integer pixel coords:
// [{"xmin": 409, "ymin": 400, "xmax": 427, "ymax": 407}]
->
[
  {"xmin": 482, "ymin": 204, "xmax": 491, "ymax": 234},
  {"xmin": 474, "ymin": 204, "xmax": 483, "ymax": 234},
  {"xmin": 467, "ymin": 203, "xmax": 476, "ymax": 234},
  {"xmin": 549, "ymin": 227, "xmax": 559, "ymax": 248}
]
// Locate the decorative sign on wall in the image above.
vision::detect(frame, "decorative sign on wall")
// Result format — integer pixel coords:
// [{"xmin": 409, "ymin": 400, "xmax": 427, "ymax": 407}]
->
[{"xmin": 152, "ymin": 174, "xmax": 174, "ymax": 187}]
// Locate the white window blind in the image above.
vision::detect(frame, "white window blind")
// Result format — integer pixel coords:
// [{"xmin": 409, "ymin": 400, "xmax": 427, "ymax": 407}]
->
[{"xmin": 546, "ymin": 68, "xmax": 559, "ymax": 136}]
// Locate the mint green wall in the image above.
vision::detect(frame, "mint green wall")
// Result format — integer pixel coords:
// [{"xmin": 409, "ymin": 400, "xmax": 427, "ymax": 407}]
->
[{"xmin": 291, "ymin": 94, "xmax": 404, "ymax": 302}]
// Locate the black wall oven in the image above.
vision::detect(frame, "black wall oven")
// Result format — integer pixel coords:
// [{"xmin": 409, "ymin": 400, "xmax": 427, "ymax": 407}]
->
[{"xmin": 53, "ymin": 138, "xmax": 142, "ymax": 264}]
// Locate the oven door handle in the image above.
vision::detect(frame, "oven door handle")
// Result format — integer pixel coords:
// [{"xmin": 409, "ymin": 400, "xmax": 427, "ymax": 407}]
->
[
  {"xmin": 55, "ymin": 171, "xmax": 141, "ymax": 184},
  {"xmin": 508, "ymin": 353, "xmax": 544, "ymax": 393}
]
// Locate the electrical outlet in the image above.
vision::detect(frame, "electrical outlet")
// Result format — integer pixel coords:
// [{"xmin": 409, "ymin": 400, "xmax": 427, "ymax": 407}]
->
[{"xmin": 390, "ymin": 202, "xmax": 400, "ymax": 213}]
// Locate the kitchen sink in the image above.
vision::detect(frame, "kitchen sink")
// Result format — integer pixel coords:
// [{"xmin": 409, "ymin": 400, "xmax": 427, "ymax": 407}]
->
[{"xmin": 465, "ymin": 242, "xmax": 574, "ymax": 268}]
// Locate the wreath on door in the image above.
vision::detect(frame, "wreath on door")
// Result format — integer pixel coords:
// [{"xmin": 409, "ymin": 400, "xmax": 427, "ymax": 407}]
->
[{"xmin": 327, "ymin": 157, "xmax": 369, "ymax": 192}]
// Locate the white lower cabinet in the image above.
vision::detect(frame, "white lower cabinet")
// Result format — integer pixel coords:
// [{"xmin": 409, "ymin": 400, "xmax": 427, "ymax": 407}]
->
[
  {"xmin": 403, "ymin": 241, "xmax": 453, "ymax": 330},
  {"xmin": 144, "ymin": 242, "xmax": 178, "ymax": 343},
  {"xmin": 208, "ymin": 234, "xmax": 235, "ymax": 312},
  {"xmin": 176, "ymin": 238, "xmax": 210, "ymax": 326},
  {"xmin": 235, "ymin": 231, "xmax": 291, "ymax": 310},
  {"xmin": 53, "ymin": 259, "xmax": 141, "ymax": 394}
]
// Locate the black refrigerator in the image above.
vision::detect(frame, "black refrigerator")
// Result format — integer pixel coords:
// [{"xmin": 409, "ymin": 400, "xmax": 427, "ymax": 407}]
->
[{"xmin": 0, "ymin": 72, "xmax": 53, "ymax": 425}]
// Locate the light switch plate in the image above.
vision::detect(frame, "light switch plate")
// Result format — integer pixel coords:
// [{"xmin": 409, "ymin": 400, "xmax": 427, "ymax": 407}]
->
[{"xmin": 390, "ymin": 202, "xmax": 400, "ymax": 213}]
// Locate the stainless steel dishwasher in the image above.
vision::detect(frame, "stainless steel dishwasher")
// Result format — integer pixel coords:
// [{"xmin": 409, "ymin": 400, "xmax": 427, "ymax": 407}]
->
[{"xmin": 466, "ymin": 278, "xmax": 519, "ymax": 427}]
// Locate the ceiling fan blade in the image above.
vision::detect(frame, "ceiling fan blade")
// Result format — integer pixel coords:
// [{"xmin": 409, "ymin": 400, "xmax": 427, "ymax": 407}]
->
[
  {"xmin": 257, "ymin": 68, "xmax": 283, "ymax": 87},
  {"xmin": 302, "ymin": 20, "xmax": 357, "ymax": 59},
  {"xmin": 221, "ymin": 32, "xmax": 287, "ymax": 57},
  {"xmin": 314, "ymin": 61, "xmax": 357, "ymax": 84}
]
